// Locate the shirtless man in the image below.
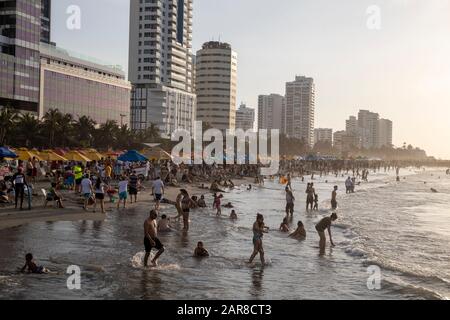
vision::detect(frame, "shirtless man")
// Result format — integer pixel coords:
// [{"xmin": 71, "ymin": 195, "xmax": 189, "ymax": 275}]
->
[
  {"xmin": 315, "ymin": 213, "xmax": 338, "ymax": 255},
  {"xmin": 144, "ymin": 210, "xmax": 165, "ymax": 267},
  {"xmin": 331, "ymin": 186, "xmax": 338, "ymax": 210}
]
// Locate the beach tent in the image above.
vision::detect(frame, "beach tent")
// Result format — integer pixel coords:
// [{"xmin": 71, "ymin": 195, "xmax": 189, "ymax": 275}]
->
[
  {"xmin": 143, "ymin": 147, "xmax": 172, "ymax": 161},
  {"xmin": 118, "ymin": 150, "xmax": 148, "ymax": 162},
  {"xmin": 38, "ymin": 150, "xmax": 68, "ymax": 162},
  {"xmin": 64, "ymin": 151, "xmax": 91, "ymax": 162},
  {"xmin": 0, "ymin": 147, "xmax": 17, "ymax": 159},
  {"xmin": 15, "ymin": 148, "xmax": 42, "ymax": 161}
]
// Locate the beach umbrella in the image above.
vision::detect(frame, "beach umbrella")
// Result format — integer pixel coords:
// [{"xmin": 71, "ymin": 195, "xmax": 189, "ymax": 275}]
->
[
  {"xmin": 143, "ymin": 147, "xmax": 172, "ymax": 161},
  {"xmin": 38, "ymin": 150, "xmax": 68, "ymax": 162},
  {"xmin": 0, "ymin": 147, "xmax": 17, "ymax": 159},
  {"xmin": 118, "ymin": 150, "xmax": 148, "ymax": 162},
  {"xmin": 15, "ymin": 149, "xmax": 42, "ymax": 161},
  {"xmin": 64, "ymin": 151, "xmax": 92, "ymax": 162},
  {"xmin": 82, "ymin": 150, "xmax": 103, "ymax": 161}
]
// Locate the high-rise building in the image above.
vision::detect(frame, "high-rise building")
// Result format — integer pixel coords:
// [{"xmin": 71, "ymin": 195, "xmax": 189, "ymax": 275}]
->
[
  {"xmin": 333, "ymin": 130, "xmax": 359, "ymax": 153},
  {"xmin": 285, "ymin": 76, "xmax": 315, "ymax": 146},
  {"xmin": 1, "ymin": 0, "xmax": 132, "ymax": 125},
  {"xmin": 314, "ymin": 128, "xmax": 333, "ymax": 145},
  {"xmin": 358, "ymin": 109, "xmax": 379, "ymax": 149},
  {"xmin": 258, "ymin": 94, "xmax": 285, "ymax": 133},
  {"xmin": 377, "ymin": 118, "xmax": 393, "ymax": 148},
  {"xmin": 195, "ymin": 41, "xmax": 237, "ymax": 132},
  {"xmin": 1, "ymin": 0, "xmax": 42, "ymax": 112},
  {"xmin": 129, "ymin": 0, "xmax": 196, "ymax": 137},
  {"xmin": 346, "ymin": 116, "xmax": 358, "ymax": 135},
  {"xmin": 40, "ymin": 0, "xmax": 51, "ymax": 44},
  {"xmin": 235, "ymin": 104, "xmax": 255, "ymax": 131}
]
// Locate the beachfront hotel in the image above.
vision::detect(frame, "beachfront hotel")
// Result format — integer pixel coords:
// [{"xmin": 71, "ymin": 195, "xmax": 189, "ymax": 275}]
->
[
  {"xmin": 128, "ymin": 0, "xmax": 196, "ymax": 138},
  {"xmin": 284, "ymin": 76, "xmax": 315, "ymax": 147},
  {"xmin": 257, "ymin": 94, "xmax": 286, "ymax": 133},
  {"xmin": 0, "ymin": 0, "xmax": 132, "ymax": 125},
  {"xmin": 195, "ymin": 41, "xmax": 238, "ymax": 132}
]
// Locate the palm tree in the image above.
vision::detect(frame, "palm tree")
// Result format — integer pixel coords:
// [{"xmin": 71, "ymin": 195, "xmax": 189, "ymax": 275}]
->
[
  {"xmin": 16, "ymin": 113, "xmax": 41, "ymax": 148},
  {"xmin": 95, "ymin": 120, "xmax": 119, "ymax": 149},
  {"xmin": 0, "ymin": 106, "xmax": 19, "ymax": 146},
  {"xmin": 115, "ymin": 124, "xmax": 134, "ymax": 149},
  {"xmin": 74, "ymin": 115, "xmax": 97, "ymax": 147},
  {"xmin": 57, "ymin": 113, "xmax": 74, "ymax": 147},
  {"xmin": 42, "ymin": 109, "xmax": 62, "ymax": 148}
]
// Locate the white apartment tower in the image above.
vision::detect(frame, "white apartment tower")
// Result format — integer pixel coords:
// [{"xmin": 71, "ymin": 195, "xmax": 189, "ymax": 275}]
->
[
  {"xmin": 258, "ymin": 94, "xmax": 285, "ymax": 133},
  {"xmin": 358, "ymin": 109, "xmax": 379, "ymax": 149},
  {"xmin": 285, "ymin": 76, "xmax": 315, "ymax": 146},
  {"xmin": 195, "ymin": 41, "xmax": 238, "ymax": 132},
  {"xmin": 377, "ymin": 118, "xmax": 393, "ymax": 148},
  {"xmin": 129, "ymin": 0, "xmax": 196, "ymax": 137}
]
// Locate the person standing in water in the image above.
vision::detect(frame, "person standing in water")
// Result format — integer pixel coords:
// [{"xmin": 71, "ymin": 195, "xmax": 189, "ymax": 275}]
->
[
  {"xmin": 144, "ymin": 210, "xmax": 165, "ymax": 267},
  {"xmin": 331, "ymin": 186, "xmax": 338, "ymax": 210},
  {"xmin": 285, "ymin": 187, "xmax": 295, "ymax": 217},
  {"xmin": 175, "ymin": 189, "xmax": 196, "ymax": 231},
  {"xmin": 248, "ymin": 213, "xmax": 269, "ymax": 265},
  {"xmin": 315, "ymin": 213, "xmax": 338, "ymax": 255}
]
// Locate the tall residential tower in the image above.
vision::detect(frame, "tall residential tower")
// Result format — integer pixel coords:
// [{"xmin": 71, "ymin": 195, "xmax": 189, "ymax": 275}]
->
[
  {"xmin": 195, "ymin": 41, "xmax": 237, "ymax": 132},
  {"xmin": 129, "ymin": 0, "xmax": 196, "ymax": 137},
  {"xmin": 285, "ymin": 76, "xmax": 315, "ymax": 146}
]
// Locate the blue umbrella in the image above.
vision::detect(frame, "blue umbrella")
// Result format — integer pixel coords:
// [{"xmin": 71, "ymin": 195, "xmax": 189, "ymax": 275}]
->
[
  {"xmin": 118, "ymin": 150, "xmax": 148, "ymax": 162},
  {"xmin": 0, "ymin": 147, "xmax": 17, "ymax": 159}
]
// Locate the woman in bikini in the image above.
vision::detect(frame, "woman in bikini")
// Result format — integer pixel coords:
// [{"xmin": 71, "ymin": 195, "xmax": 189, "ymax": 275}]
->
[{"xmin": 248, "ymin": 213, "xmax": 269, "ymax": 265}]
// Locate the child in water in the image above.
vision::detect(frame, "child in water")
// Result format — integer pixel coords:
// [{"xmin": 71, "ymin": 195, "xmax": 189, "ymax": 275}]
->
[
  {"xmin": 279, "ymin": 218, "xmax": 290, "ymax": 232},
  {"xmin": 157, "ymin": 214, "xmax": 172, "ymax": 232},
  {"xmin": 230, "ymin": 209, "xmax": 238, "ymax": 220},
  {"xmin": 20, "ymin": 253, "xmax": 49, "ymax": 274},
  {"xmin": 213, "ymin": 193, "xmax": 223, "ymax": 216},
  {"xmin": 289, "ymin": 221, "xmax": 307, "ymax": 240},
  {"xmin": 194, "ymin": 242, "xmax": 210, "ymax": 257},
  {"xmin": 313, "ymin": 193, "xmax": 319, "ymax": 211}
]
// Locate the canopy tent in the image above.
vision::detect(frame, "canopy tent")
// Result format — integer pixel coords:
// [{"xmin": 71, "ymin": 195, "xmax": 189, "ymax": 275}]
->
[
  {"xmin": 142, "ymin": 147, "xmax": 172, "ymax": 161},
  {"xmin": 14, "ymin": 148, "xmax": 42, "ymax": 161},
  {"xmin": 38, "ymin": 150, "xmax": 68, "ymax": 162},
  {"xmin": 118, "ymin": 150, "xmax": 148, "ymax": 162},
  {"xmin": 0, "ymin": 147, "xmax": 17, "ymax": 159},
  {"xmin": 64, "ymin": 151, "xmax": 91, "ymax": 162}
]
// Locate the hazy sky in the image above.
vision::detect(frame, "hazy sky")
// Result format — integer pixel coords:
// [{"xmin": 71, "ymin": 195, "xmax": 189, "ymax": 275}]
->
[{"xmin": 51, "ymin": 0, "xmax": 450, "ymax": 159}]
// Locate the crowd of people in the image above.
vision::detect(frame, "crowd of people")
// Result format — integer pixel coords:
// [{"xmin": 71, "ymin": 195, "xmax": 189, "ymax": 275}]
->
[{"xmin": 2, "ymin": 156, "xmax": 445, "ymax": 271}]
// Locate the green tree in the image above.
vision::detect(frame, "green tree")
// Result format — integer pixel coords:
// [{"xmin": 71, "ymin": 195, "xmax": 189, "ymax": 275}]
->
[
  {"xmin": 74, "ymin": 115, "xmax": 97, "ymax": 147},
  {"xmin": 0, "ymin": 106, "xmax": 19, "ymax": 146},
  {"xmin": 42, "ymin": 109, "xmax": 63, "ymax": 148},
  {"xmin": 15, "ymin": 113, "xmax": 41, "ymax": 148}
]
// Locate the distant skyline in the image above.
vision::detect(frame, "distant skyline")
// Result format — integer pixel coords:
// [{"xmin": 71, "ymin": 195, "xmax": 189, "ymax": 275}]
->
[{"xmin": 51, "ymin": 0, "xmax": 450, "ymax": 159}]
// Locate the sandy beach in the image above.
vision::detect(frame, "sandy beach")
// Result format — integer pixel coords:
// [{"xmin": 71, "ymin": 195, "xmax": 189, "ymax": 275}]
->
[{"xmin": 0, "ymin": 177, "xmax": 252, "ymax": 230}]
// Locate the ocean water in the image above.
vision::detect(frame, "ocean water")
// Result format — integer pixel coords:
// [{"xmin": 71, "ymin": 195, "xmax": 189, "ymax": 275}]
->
[{"xmin": 0, "ymin": 168, "xmax": 448, "ymax": 300}]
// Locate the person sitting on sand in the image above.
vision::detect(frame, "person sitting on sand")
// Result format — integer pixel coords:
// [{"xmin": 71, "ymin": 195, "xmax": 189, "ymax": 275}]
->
[
  {"xmin": 44, "ymin": 182, "xmax": 64, "ymax": 208},
  {"xmin": 197, "ymin": 195, "xmax": 207, "ymax": 208},
  {"xmin": 21, "ymin": 253, "xmax": 49, "ymax": 274},
  {"xmin": 230, "ymin": 209, "xmax": 238, "ymax": 220},
  {"xmin": 194, "ymin": 241, "xmax": 210, "ymax": 258},
  {"xmin": 279, "ymin": 218, "xmax": 290, "ymax": 233},
  {"xmin": 223, "ymin": 202, "xmax": 234, "ymax": 208},
  {"xmin": 157, "ymin": 214, "xmax": 172, "ymax": 232},
  {"xmin": 289, "ymin": 221, "xmax": 306, "ymax": 240}
]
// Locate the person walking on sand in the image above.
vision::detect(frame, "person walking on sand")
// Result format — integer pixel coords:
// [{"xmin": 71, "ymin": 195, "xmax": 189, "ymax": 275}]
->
[
  {"xmin": 152, "ymin": 176, "xmax": 164, "ymax": 210},
  {"xmin": 248, "ymin": 213, "xmax": 269, "ymax": 265},
  {"xmin": 12, "ymin": 167, "xmax": 28, "ymax": 210},
  {"xmin": 93, "ymin": 177, "xmax": 106, "ymax": 214},
  {"xmin": 315, "ymin": 213, "xmax": 338, "ymax": 255},
  {"xmin": 81, "ymin": 174, "xmax": 93, "ymax": 211},
  {"xmin": 331, "ymin": 186, "xmax": 338, "ymax": 210},
  {"xmin": 144, "ymin": 210, "xmax": 165, "ymax": 267}
]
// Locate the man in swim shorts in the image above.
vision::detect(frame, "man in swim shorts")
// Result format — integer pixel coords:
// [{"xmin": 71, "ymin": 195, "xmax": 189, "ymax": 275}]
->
[{"xmin": 144, "ymin": 210, "xmax": 165, "ymax": 267}]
